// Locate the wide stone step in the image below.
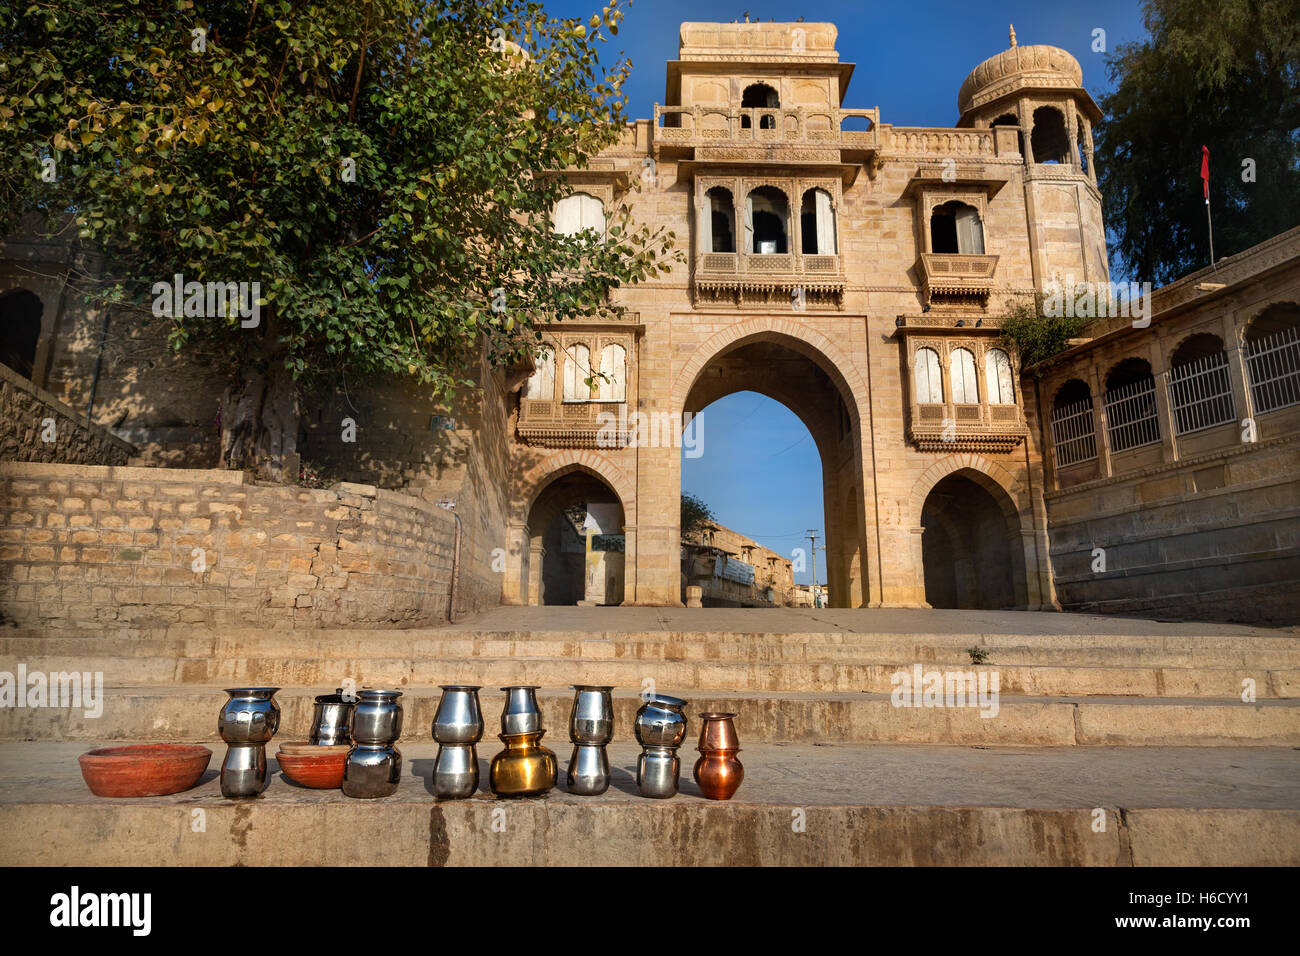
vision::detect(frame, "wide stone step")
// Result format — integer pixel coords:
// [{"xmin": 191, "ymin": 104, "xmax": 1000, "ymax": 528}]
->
[
  {"xmin": 3, "ymin": 652, "xmax": 1294, "ymax": 699},
  {"xmin": 4, "ymin": 685, "xmax": 1297, "ymax": 747},
  {"xmin": 5, "ymin": 633, "xmax": 1299, "ymax": 669},
  {"xmin": 2, "ymin": 741, "xmax": 1296, "ymax": 865}
]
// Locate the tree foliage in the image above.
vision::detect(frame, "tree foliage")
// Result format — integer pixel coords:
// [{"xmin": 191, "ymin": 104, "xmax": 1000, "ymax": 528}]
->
[
  {"xmin": 680, "ymin": 492, "xmax": 715, "ymax": 543},
  {"xmin": 1095, "ymin": 0, "xmax": 1300, "ymax": 285},
  {"xmin": 1, "ymin": 0, "xmax": 678, "ymax": 475},
  {"xmin": 998, "ymin": 292, "xmax": 1089, "ymax": 371}
]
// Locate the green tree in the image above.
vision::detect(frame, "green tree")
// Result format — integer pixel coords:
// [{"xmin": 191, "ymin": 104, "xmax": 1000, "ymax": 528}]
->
[
  {"xmin": 1095, "ymin": 0, "xmax": 1300, "ymax": 285},
  {"xmin": 1, "ymin": 0, "xmax": 677, "ymax": 478},
  {"xmin": 680, "ymin": 492, "xmax": 715, "ymax": 543},
  {"xmin": 998, "ymin": 292, "xmax": 1089, "ymax": 370}
]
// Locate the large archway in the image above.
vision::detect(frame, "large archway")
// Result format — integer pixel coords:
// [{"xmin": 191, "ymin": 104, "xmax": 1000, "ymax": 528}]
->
[
  {"xmin": 920, "ymin": 470, "xmax": 1025, "ymax": 609},
  {"xmin": 525, "ymin": 470, "xmax": 626, "ymax": 606},
  {"xmin": 678, "ymin": 331, "xmax": 868, "ymax": 608}
]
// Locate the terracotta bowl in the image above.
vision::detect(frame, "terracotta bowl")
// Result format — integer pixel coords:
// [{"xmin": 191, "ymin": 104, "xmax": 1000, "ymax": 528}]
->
[
  {"xmin": 276, "ymin": 748, "xmax": 348, "ymax": 789},
  {"xmin": 78, "ymin": 744, "xmax": 212, "ymax": 798}
]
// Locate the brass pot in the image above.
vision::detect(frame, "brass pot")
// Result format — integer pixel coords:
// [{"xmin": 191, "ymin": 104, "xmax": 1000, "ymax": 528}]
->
[{"xmin": 489, "ymin": 730, "xmax": 557, "ymax": 798}]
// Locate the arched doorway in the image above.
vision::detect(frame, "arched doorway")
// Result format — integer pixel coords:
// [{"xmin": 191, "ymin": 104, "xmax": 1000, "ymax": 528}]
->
[
  {"xmin": 0, "ymin": 289, "xmax": 43, "ymax": 380},
  {"xmin": 920, "ymin": 470, "xmax": 1024, "ymax": 609},
  {"xmin": 526, "ymin": 471, "xmax": 626, "ymax": 606},
  {"xmin": 680, "ymin": 333, "xmax": 868, "ymax": 608}
]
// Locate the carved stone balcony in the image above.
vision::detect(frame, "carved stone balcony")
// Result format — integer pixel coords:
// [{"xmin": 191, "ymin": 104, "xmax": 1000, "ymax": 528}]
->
[
  {"xmin": 908, "ymin": 401, "xmax": 1027, "ymax": 452},
  {"xmin": 694, "ymin": 251, "xmax": 846, "ymax": 309},
  {"xmin": 654, "ymin": 105, "xmax": 879, "ymax": 183},
  {"xmin": 917, "ymin": 253, "xmax": 999, "ymax": 308}
]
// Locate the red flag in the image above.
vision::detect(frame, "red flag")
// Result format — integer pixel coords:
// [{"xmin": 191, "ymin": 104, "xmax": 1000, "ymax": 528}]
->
[{"xmin": 1200, "ymin": 145, "xmax": 1210, "ymax": 199}]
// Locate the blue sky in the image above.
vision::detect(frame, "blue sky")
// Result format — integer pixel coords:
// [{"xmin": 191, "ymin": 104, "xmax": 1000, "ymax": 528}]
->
[{"xmin": 547, "ymin": 0, "xmax": 1153, "ymax": 583}]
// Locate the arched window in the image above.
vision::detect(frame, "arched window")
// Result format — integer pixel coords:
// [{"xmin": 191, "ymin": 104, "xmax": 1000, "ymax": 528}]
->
[
  {"xmin": 1167, "ymin": 333, "xmax": 1234, "ymax": 434},
  {"xmin": 1103, "ymin": 358, "xmax": 1160, "ymax": 451},
  {"xmin": 915, "ymin": 347, "xmax": 943, "ymax": 404},
  {"xmin": 951, "ymin": 348, "xmax": 979, "ymax": 404},
  {"xmin": 1031, "ymin": 106, "xmax": 1069, "ymax": 164},
  {"xmin": 800, "ymin": 188, "xmax": 836, "ymax": 255},
  {"xmin": 991, "ymin": 112, "xmax": 1024, "ymax": 158},
  {"xmin": 740, "ymin": 83, "xmax": 779, "ymax": 130},
  {"xmin": 746, "ymin": 186, "xmax": 789, "ymax": 254},
  {"xmin": 930, "ymin": 201, "xmax": 984, "ymax": 255},
  {"xmin": 1244, "ymin": 302, "xmax": 1300, "ymax": 413},
  {"xmin": 552, "ymin": 193, "xmax": 605, "ymax": 237},
  {"xmin": 1076, "ymin": 117, "xmax": 1089, "ymax": 173},
  {"xmin": 525, "ymin": 348, "xmax": 555, "ymax": 401},
  {"xmin": 0, "ymin": 289, "xmax": 42, "ymax": 380},
  {"xmin": 703, "ymin": 186, "xmax": 735, "ymax": 254},
  {"xmin": 596, "ymin": 343, "xmax": 626, "ymax": 402},
  {"xmin": 562, "ymin": 343, "xmax": 592, "ymax": 402},
  {"xmin": 985, "ymin": 348, "xmax": 1014, "ymax": 404},
  {"xmin": 1050, "ymin": 379, "xmax": 1097, "ymax": 466}
]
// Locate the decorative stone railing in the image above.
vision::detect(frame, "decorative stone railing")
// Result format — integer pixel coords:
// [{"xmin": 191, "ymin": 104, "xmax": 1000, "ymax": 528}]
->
[
  {"xmin": 883, "ymin": 127, "xmax": 997, "ymax": 157},
  {"xmin": 654, "ymin": 105, "xmax": 880, "ymax": 152},
  {"xmin": 917, "ymin": 253, "xmax": 999, "ymax": 307},
  {"xmin": 694, "ymin": 251, "xmax": 846, "ymax": 309}
]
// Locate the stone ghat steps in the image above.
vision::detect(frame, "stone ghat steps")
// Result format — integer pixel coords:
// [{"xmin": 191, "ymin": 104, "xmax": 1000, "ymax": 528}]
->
[
  {"xmin": 5, "ymin": 632, "xmax": 1300, "ymax": 669},
  {"xmin": 5, "ymin": 685, "xmax": 1298, "ymax": 747},
  {"xmin": 3, "ymin": 741, "xmax": 1297, "ymax": 866},
  {"xmin": 2, "ymin": 650, "xmax": 1295, "ymax": 699}
]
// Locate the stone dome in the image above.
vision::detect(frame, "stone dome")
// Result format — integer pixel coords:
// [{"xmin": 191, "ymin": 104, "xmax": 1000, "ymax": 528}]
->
[{"xmin": 958, "ymin": 39, "xmax": 1083, "ymax": 117}]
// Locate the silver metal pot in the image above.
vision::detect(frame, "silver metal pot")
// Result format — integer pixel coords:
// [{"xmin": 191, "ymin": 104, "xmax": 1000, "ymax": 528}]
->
[
  {"xmin": 567, "ymin": 743, "xmax": 611, "ymax": 795},
  {"xmin": 219, "ymin": 687, "xmax": 280, "ymax": 798},
  {"xmin": 309, "ymin": 689, "xmax": 354, "ymax": 746},
  {"xmin": 636, "ymin": 746, "xmax": 681, "ymax": 799},
  {"xmin": 569, "ymin": 685, "xmax": 614, "ymax": 745},
  {"xmin": 500, "ymin": 685, "xmax": 543, "ymax": 735},
  {"xmin": 432, "ymin": 686, "xmax": 484, "ymax": 799},
  {"xmin": 433, "ymin": 744, "xmax": 479, "ymax": 799},
  {"xmin": 342, "ymin": 689, "xmax": 403, "ymax": 799}
]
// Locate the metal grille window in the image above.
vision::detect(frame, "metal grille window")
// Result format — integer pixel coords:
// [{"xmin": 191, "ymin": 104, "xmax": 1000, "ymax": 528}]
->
[
  {"xmin": 1104, "ymin": 378, "xmax": 1161, "ymax": 452},
  {"xmin": 1246, "ymin": 326, "xmax": 1300, "ymax": 414},
  {"xmin": 1050, "ymin": 398, "xmax": 1098, "ymax": 466},
  {"xmin": 1168, "ymin": 351, "xmax": 1235, "ymax": 434}
]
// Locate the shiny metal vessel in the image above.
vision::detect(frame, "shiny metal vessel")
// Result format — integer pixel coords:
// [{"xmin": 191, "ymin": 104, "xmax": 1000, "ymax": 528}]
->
[
  {"xmin": 499, "ymin": 685, "xmax": 544, "ymax": 735},
  {"xmin": 342, "ymin": 689, "xmax": 403, "ymax": 799},
  {"xmin": 309, "ymin": 689, "xmax": 355, "ymax": 746},
  {"xmin": 219, "ymin": 687, "xmax": 280, "ymax": 798},
  {"xmin": 432, "ymin": 686, "xmax": 484, "ymax": 799},
  {"xmin": 634, "ymin": 695, "xmax": 687, "ymax": 798},
  {"xmin": 636, "ymin": 747, "xmax": 681, "ymax": 799},
  {"xmin": 566, "ymin": 743, "xmax": 611, "ymax": 795},
  {"xmin": 490, "ymin": 730, "xmax": 557, "ymax": 797},
  {"xmin": 566, "ymin": 685, "xmax": 615, "ymax": 795}
]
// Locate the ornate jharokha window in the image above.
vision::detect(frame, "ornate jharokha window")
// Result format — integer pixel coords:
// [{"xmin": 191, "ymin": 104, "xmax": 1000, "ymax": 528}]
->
[
  {"xmin": 693, "ymin": 176, "xmax": 846, "ymax": 309},
  {"xmin": 897, "ymin": 320, "xmax": 1028, "ymax": 452},
  {"xmin": 518, "ymin": 330, "xmax": 638, "ymax": 448},
  {"xmin": 551, "ymin": 193, "xmax": 606, "ymax": 237}
]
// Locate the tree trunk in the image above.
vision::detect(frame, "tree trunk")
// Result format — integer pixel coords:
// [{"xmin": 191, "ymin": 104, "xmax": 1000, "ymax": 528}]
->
[{"xmin": 219, "ymin": 330, "xmax": 300, "ymax": 482}]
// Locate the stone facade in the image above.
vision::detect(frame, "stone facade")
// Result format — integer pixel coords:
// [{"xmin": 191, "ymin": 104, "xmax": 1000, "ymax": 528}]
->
[
  {"xmin": 683, "ymin": 520, "xmax": 796, "ymax": 606},
  {"xmin": 0, "ymin": 461, "xmax": 495, "ymax": 631}
]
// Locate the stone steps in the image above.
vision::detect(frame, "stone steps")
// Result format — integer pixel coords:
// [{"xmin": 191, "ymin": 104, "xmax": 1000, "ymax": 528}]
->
[
  {"xmin": 3, "ymin": 741, "xmax": 1296, "ymax": 866},
  {"xmin": 5, "ymin": 684, "xmax": 1297, "ymax": 747},
  {"xmin": 5, "ymin": 632, "xmax": 1300, "ymax": 668},
  {"xmin": 3, "ymin": 650, "xmax": 1294, "ymax": 699}
]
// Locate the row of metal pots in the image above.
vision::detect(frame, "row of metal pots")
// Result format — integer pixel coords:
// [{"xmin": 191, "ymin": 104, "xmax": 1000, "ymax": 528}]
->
[{"xmin": 217, "ymin": 685, "xmax": 744, "ymax": 801}]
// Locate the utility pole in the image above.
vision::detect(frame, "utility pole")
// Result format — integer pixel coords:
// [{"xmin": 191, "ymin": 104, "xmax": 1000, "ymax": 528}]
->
[{"xmin": 806, "ymin": 529, "xmax": 819, "ymax": 608}]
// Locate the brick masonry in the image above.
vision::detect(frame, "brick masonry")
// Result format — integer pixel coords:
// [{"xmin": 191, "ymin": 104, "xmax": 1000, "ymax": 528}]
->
[
  {"xmin": 0, "ymin": 461, "xmax": 494, "ymax": 631},
  {"xmin": 0, "ymin": 364, "xmax": 133, "ymax": 467}
]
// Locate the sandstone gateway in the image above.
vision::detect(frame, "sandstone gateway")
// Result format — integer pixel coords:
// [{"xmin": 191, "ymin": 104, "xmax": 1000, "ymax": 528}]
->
[{"xmin": 1, "ymin": 22, "xmax": 1297, "ymax": 630}]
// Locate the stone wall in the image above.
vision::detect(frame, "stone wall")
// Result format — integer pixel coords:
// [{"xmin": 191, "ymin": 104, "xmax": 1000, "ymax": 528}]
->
[
  {"xmin": 0, "ymin": 461, "xmax": 494, "ymax": 632},
  {"xmin": 0, "ymin": 363, "xmax": 134, "ymax": 467}
]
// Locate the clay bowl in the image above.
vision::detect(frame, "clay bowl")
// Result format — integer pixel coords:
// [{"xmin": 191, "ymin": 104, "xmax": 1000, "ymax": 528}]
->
[
  {"xmin": 78, "ymin": 744, "xmax": 212, "ymax": 798},
  {"xmin": 278, "ymin": 741, "xmax": 350, "ymax": 757},
  {"xmin": 276, "ymin": 747, "xmax": 348, "ymax": 789}
]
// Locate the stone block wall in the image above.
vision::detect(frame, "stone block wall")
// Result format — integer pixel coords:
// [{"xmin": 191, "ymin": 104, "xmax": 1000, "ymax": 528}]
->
[
  {"xmin": 0, "ymin": 461, "xmax": 494, "ymax": 631},
  {"xmin": 0, "ymin": 364, "xmax": 134, "ymax": 467}
]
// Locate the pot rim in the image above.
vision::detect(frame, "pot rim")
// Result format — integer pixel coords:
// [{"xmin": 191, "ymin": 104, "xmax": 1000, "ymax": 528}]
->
[
  {"xmin": 439, "ymin": 684, "xmax": 482, "ymax": 691},
  {"xmin": 80, "ymin": 744, "xmax": 212, "ymax": 761},
  {"xmin": 497, "ymin": 730, "xmax": 547, "ymax": 743},
  {"xmin": 355, "ymin": 689, "xmax": 403, "ymax": 699},
  {"xmin": 698, "ymin": 712, "xmax": 738, "ymax": 720},
  {"xmin": 224, "ymin": 687, "xmax": 280, "ymax": 696},
  {"xmin": 500, "ymin": 685, "xmax": 541, "ymax": 691},
  {"xmin": 572, "ymin": 684, "xmax": 615, "ymax": 692},
  {"xmin": 640, "ymin": 693, "xmax": 687, "ymax": 708}
]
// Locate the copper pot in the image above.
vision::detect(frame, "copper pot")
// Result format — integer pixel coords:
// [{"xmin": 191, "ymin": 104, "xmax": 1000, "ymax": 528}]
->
[
  {"xmin": 489, "ymin": 730, "xmax": 557, "ymax": 798},
  {"xmin": 693, "ymin": 750, "xmax": 744, "ymax": 801},
  {"xmin": 697, "ymin": 712, "xmax": 740, "ymax": 752}
]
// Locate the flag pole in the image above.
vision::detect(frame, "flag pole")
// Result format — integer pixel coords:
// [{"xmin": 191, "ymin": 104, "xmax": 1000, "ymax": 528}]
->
[{"xmin": 1201, "ymin": 145, "xmax": 1218, "ymax": 271}]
